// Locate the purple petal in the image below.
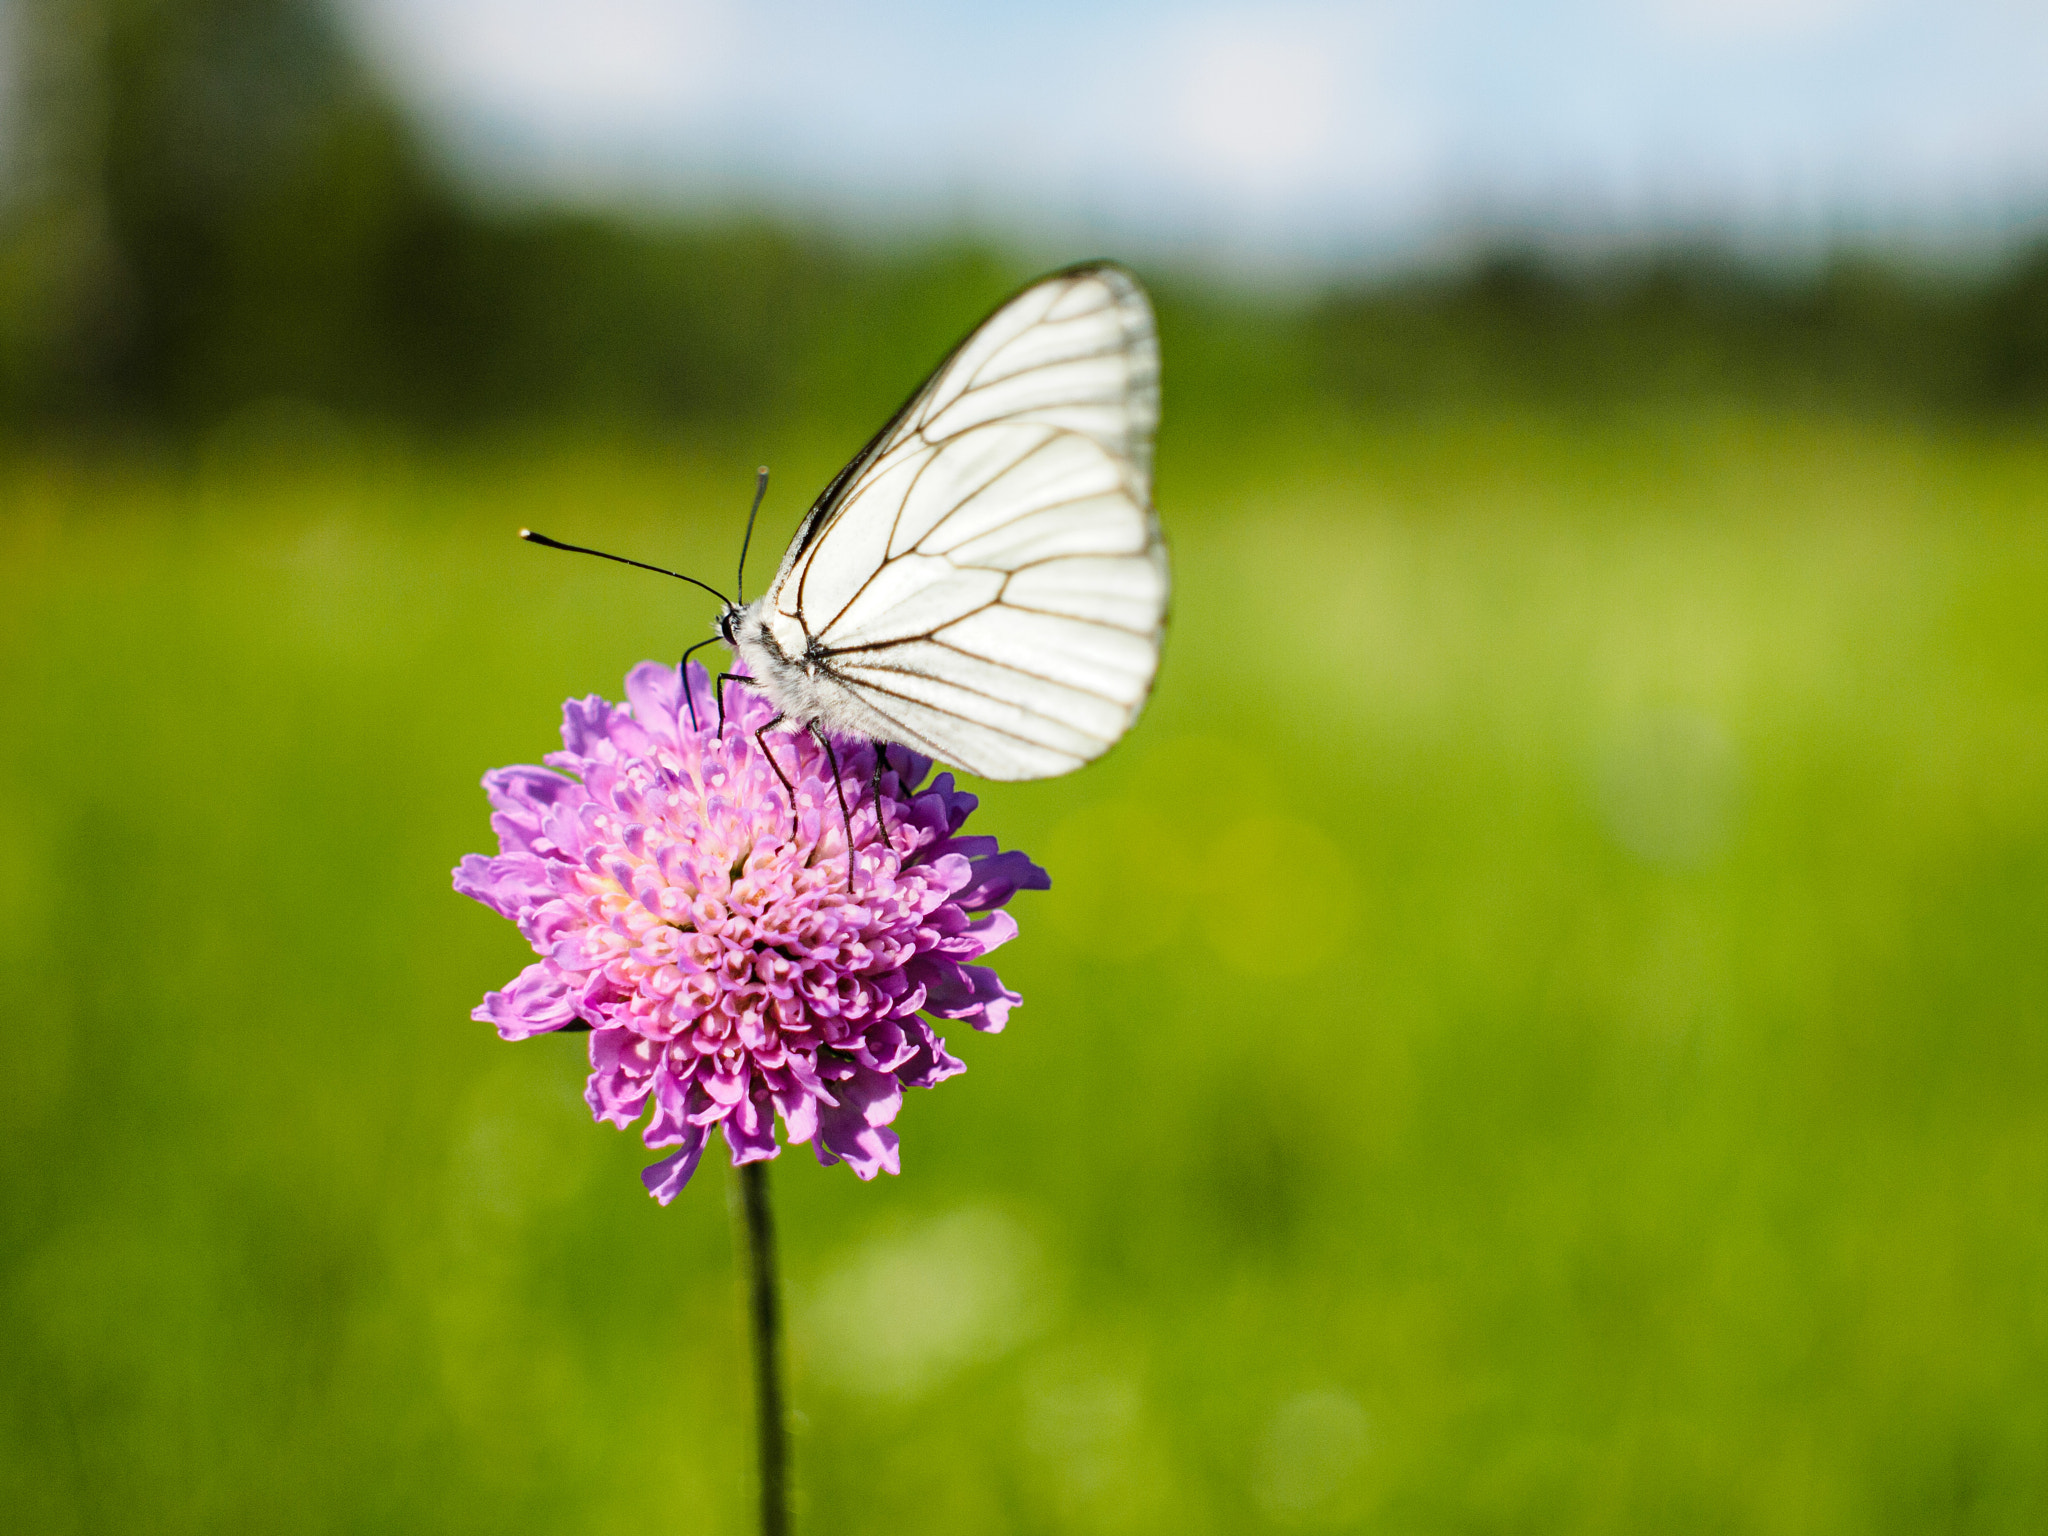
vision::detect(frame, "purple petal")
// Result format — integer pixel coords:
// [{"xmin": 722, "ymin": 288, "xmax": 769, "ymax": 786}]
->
[
  {"xmin": 472, "ymin": 961, "xmax": 583, "ymax": 1039},
  {"xmin": 855, "ymin": 1018, "xmax": 916, "ymax": 1073},
  {"xmin": 779, "ymin": 1091, "xmax": 820, "ymax": 1145},
  {"xmin": 966, "ymin": 909, "xmax": 1021, "ymax": 959},
  {"xmin": 558, "ymin": 695, "xmax": 628, "ymax": 758},
  {"xmin": 646, "ymin": 1062, "xmax": 720, "ymax": 1141},
  {"xmin": 723, "ymin": 1088, "xmax": 781, "ymax": 1164},
  {"xmin": 917, "ymin": 958, "xmax": 1020, "ymax": 1033},
  {"xmin": 452, "ymin": 853, "xmax": 528, "ymax": 921},
  {"xmin": 954, "ymin": 849, "xmax": 1050, "ymax": 911},
  {"xmin": 479, "ymin": 766, "xmax": 580, "ymax": 854},
  {"xmin": 918, "ymin": 773, "xmax": 978, "ymax": 834},
  {"xmin": 895, "ymin": 1018, "xmax": 967, "ymax": 1089},
  {"xmin": 584, "ymin": 1028, "xmax": 656, "ymax": 1127},
  {"xmin": 624, "ymin": 662, "xmax": 685, "ymax": 747},
  {"xmin": 813, "ymin": 1064, "xmax": 905, "ymax": 1179},
  {"xmin": 641, "ymin": 1122, "xmax": 710, "ymax": 1204},
  {"xmin": 881, "ymin": 744, "xmax": 932, "ymax": 794}
]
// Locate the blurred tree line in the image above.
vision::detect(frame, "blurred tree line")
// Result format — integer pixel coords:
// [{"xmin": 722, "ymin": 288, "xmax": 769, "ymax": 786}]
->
[{"xmin": 3, "ymin": 0, "xmax": 2046, "ymax": 447}]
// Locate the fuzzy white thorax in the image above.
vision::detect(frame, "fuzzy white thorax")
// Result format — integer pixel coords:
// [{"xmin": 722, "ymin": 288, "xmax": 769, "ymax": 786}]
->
[{"xmin": 724, "ymin": 598, "xmax": 898, "ymax": 744}]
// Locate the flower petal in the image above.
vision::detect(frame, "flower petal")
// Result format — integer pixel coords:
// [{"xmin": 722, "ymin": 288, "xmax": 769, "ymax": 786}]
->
[
  {"xmin": 723, "ymin": 1087, "xmax": 781, "ymax": 1165},
  {"xmin": 813, "ymin": 1064, "xmax": 905, "ymax": 1180},
  {"xmin": 641, "ymin": 1122, "xmax": 710, "ymax": 1204},
  {"xmin": 585, "ymin": 1028, "xmax": 656, "ymax": 1127},
  {"xmin": 954, "ymin": 849, "xmax": 1051, "ymax": 911},
  {"xmin": 895, "ymin": 1018, "xmax": 967, "ymax": 1089},
  {"xmin": 472, "ymin": 961, "xmax": 583, "ymax": 1039},
  {"xmin": 624, "ymin": 661, "xmax": 687, "ymax": 747}
]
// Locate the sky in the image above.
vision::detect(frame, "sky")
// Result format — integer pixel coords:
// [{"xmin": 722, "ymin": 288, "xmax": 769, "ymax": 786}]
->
[{"xmin": 264, "ymin": 1, "xmax": 2048, "ymax": 270}]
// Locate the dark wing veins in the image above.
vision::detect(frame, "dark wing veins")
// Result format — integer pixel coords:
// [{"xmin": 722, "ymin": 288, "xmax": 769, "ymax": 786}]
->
[
  {"xmin": 781, "ymin": 268, "xmax": 1125, "ymax": 576},
  {"xmin": 806, "ymin": 430, "xmax": 1073, "ymax": 636}
]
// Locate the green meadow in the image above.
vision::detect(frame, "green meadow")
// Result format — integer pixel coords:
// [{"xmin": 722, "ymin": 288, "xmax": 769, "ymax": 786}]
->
[{"xmin": 4, "ymin": 406, "xmax": 2046, "ymax": 1533}]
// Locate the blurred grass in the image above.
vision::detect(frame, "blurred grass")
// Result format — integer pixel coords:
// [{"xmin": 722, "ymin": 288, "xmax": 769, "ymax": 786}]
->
[{"xmin": 3, "ymin": 406, "xmax": 2047, "ymax": 1534}]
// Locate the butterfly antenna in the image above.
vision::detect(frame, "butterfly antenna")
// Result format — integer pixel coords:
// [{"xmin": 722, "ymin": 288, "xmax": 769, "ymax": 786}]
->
[
  {"xmin": 735, "ymin": 466, "xmax": 769, "ymax": 605},
  {"xmin": 519, "ymin": 529, "xmax": 731, "ymax": 606}
]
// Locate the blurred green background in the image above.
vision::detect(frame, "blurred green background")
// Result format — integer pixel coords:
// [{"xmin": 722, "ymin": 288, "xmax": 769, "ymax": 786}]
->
[{"xmin": 5, "ymin": 2, "xmax": 2048, "ymax": 1533}]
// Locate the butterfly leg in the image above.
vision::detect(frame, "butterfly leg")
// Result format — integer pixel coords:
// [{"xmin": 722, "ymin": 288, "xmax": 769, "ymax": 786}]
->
[
  {"xmin": 811, "ymin": 726, "xmax": 859, "ymax": 890},
  {"xmin": 753, "ymin": 716, "xmax": 801, "ymax": 840},
  {"xmin": 716, "ymin": 671, "xmax": 756, "ymax": 737},
  {"xmin": 867, "ymin": 741, "xmax": 896, "ymax": 854},
  {"xmin": 677, "ymin": 637, "xmax": 720, "ymax": 732}
]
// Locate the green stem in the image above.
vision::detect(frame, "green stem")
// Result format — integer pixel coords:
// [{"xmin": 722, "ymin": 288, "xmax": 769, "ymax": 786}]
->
[{"xmin": 735, "ymin": 1159, "xmax": 790, "ymax": 1536}]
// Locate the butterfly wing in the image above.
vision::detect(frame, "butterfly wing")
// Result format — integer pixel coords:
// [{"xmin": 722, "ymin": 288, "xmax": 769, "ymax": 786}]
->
[{"xmin": 763, "ymin": 263, "xmax": 1167, "ymax": 781}]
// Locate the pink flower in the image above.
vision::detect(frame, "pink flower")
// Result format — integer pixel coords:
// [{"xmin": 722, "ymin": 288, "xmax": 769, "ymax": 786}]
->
[{"xmin": 453, "ymin": 662, "xmax": 1047, "ymax": 1202}]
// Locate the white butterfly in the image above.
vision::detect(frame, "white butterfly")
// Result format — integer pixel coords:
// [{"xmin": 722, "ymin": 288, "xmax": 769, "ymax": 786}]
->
[
  {"xmin": 525, "ymin": 263, "xmax": 1167, "ymax": 798},
  {"xmin": 709, "ymin": 262, "xmax": 1169, "ymax": 783}
]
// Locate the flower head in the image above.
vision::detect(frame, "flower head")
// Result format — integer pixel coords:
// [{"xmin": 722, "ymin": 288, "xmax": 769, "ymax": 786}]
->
[{"xmin": 454, "ymin": 661, "xmax": 1048, "ymax": 1202}]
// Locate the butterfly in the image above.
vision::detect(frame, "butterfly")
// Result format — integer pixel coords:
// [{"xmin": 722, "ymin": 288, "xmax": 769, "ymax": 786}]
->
[{"xmin": 526, "ymin": 262, "xmax": 1167, "ymax": 823}]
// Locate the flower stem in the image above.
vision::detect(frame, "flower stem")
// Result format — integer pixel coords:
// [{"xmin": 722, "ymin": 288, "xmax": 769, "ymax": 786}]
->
[{"xmin": 735, "ymin": 1159, "xmax": 790, "ymax": 1536}]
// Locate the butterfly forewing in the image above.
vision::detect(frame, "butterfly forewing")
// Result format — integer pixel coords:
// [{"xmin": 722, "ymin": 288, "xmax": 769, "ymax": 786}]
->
[{"xmin": 766, "ymin": 264, "xmax": 1167, "ymax": 782}]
